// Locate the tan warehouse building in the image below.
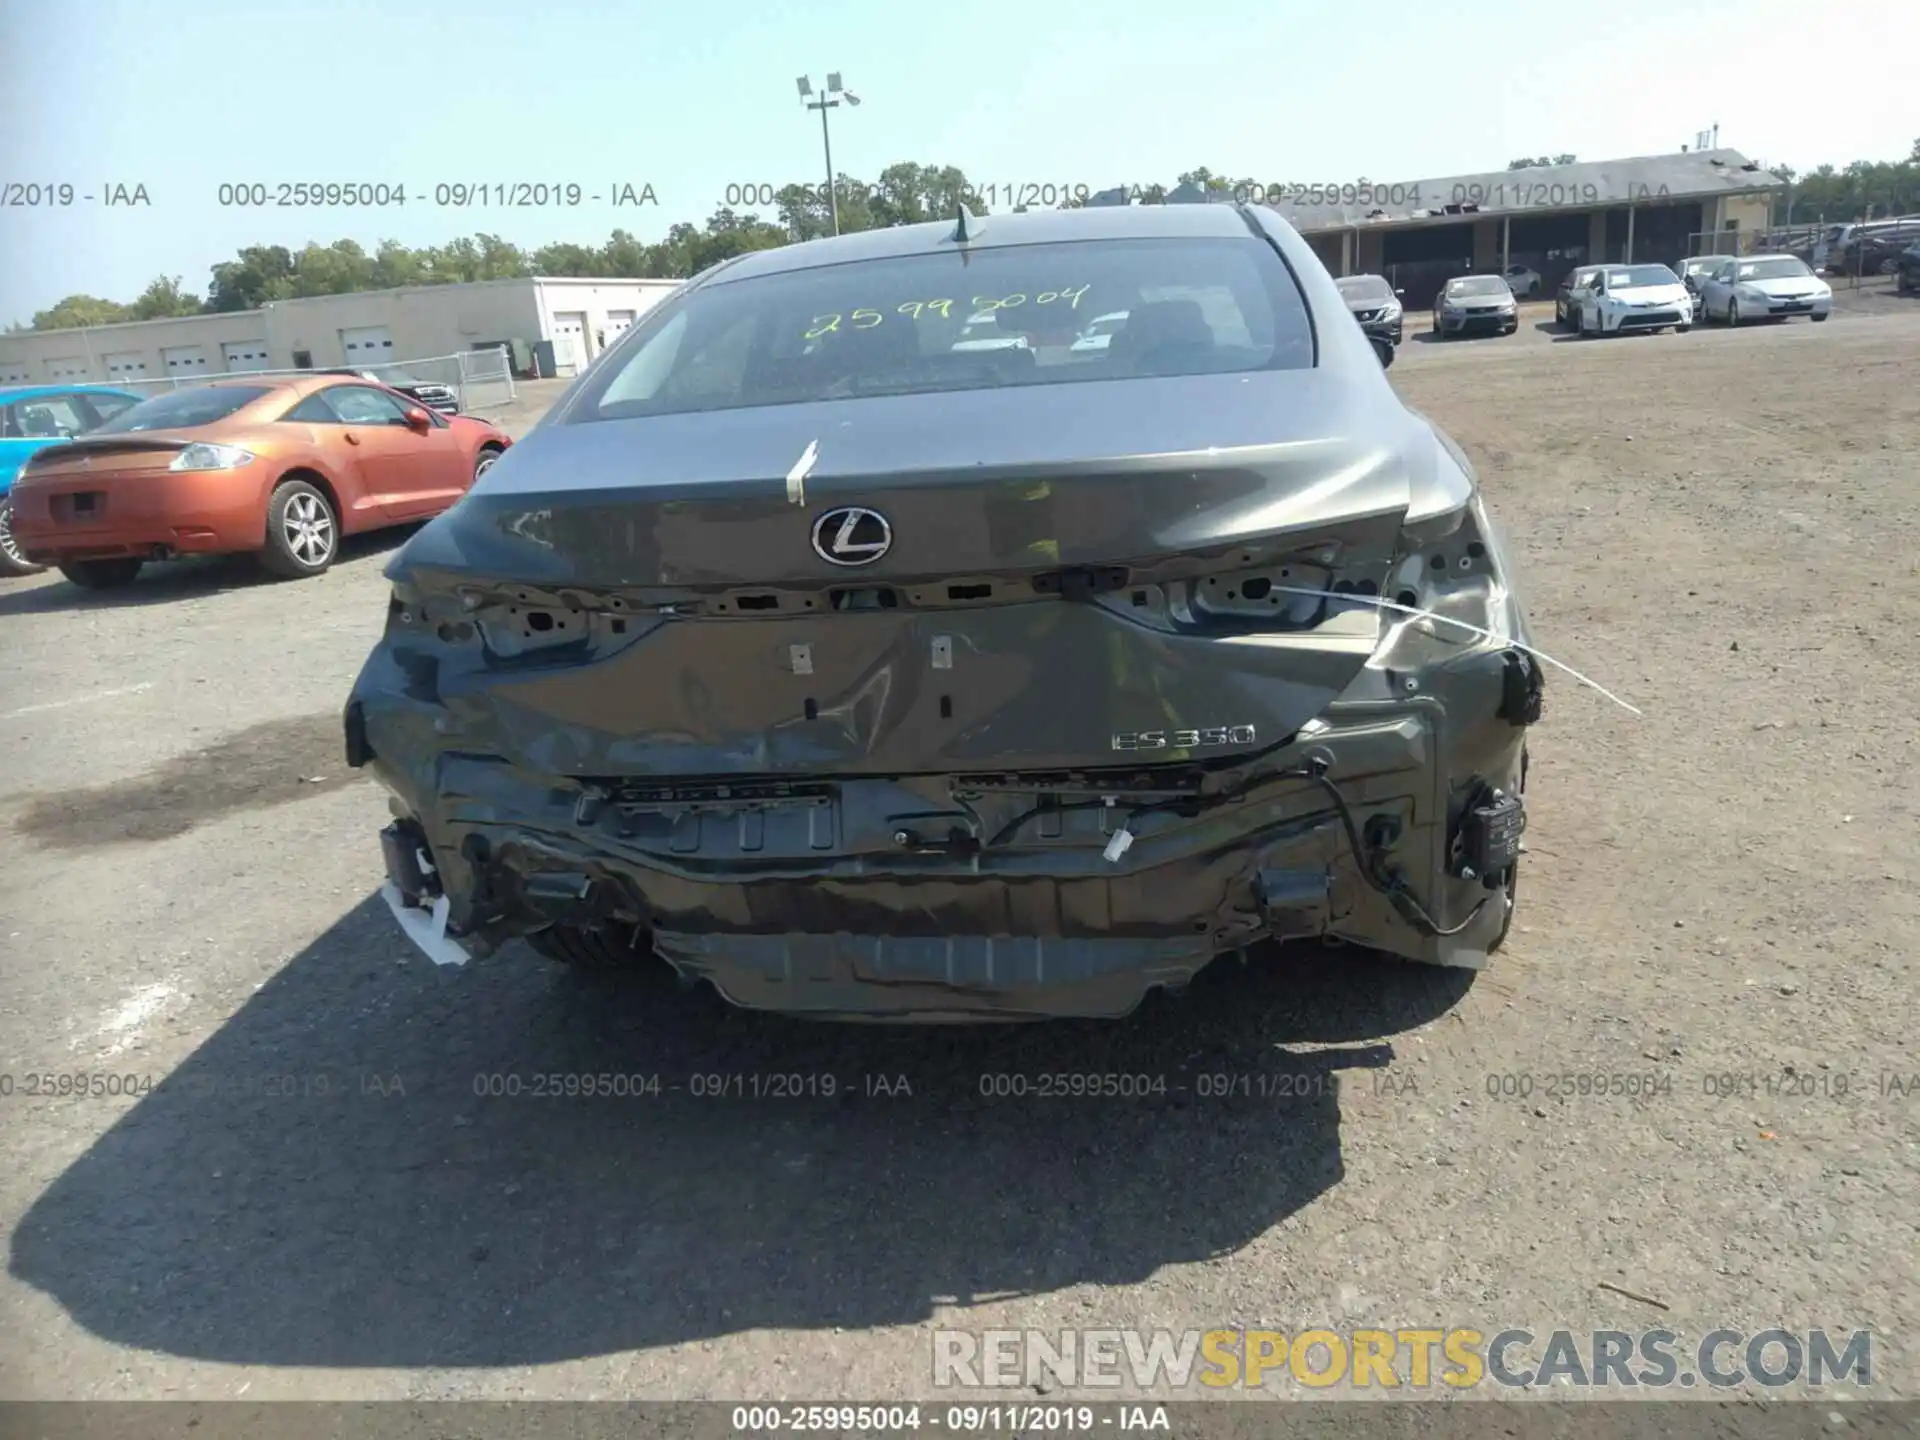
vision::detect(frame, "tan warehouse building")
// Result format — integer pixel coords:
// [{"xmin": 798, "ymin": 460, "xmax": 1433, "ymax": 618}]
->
[
  {"xmin": 0, "ymin": 276, "xmax": 682, "ymax": 387},
  {"xmin": 1133, "ymin": 149, "xmax": 1784, "ymax": 307},
  {"xmin": 1288, "ymin": 150, "xmax": 1781, "ymax": 305}
]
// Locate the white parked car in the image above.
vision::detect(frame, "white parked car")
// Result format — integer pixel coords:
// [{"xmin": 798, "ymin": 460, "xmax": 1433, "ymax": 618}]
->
[
  {"xmin": 1577, "ymin": 263, "xmax": 1693, "ymax": 337},
  {"xmin": 1502, "ymin": 263, "xmax": 1543, "ymax": 297},
  {"xmin": 1069, "ymin": 311, "xmax": 1130, "ymax": 353},
  {"xmin": 1696, "ymin": 254, "xmax": 1833, "ymax": 326}
]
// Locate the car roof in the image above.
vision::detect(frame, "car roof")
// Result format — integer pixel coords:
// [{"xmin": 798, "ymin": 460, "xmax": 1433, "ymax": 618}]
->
[
  {"xmin": 174, "ymin": 374, "xmax": 340, "ymax": 397},
  {"xmin": 1445, "ymin": 274, "xmax": 1508, "ymax": 283},
  {"xmin": 698, "ymin": 203, "xmax": 1260, "ymax": 286},
  {"xmin": 0, "ymin": 383, "xmax": 145, "ymax": 402}
]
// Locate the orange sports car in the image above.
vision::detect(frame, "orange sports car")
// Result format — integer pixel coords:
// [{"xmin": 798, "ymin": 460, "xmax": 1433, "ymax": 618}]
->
[{"xmin": 9, "ymin": 375, "xmax": 513, "ymax": 588}]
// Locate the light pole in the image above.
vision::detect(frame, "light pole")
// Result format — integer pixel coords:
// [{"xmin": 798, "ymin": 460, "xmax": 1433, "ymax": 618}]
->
[{"xmin": 796, "ymin": 73, "xmax": 860, "ymax": 236}]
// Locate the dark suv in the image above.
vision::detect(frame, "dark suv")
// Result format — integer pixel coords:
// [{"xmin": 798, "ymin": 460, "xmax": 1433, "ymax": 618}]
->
[
  {"xmin": 1896, "ymin": 244, "xmax": 1920, "ymax": 295},
  {"xmin": 1333, "ymin": 274, "xmax": 1405, "ymax": 346}
]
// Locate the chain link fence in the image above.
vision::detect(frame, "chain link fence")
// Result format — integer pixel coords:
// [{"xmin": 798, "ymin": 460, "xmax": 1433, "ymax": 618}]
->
[{"xmin": 100, "ymin": 349, "xmax": 515, "ymax": 412}]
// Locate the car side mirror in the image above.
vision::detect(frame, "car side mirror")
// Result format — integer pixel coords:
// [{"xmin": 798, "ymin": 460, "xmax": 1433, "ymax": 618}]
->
[
  {"xmin": 404, "ymin": 407, "xmax": 432, "ymax": 432},
  {"xmin": 1394, "ymin": 288, "xmax": 1406, "ymax": 297}
]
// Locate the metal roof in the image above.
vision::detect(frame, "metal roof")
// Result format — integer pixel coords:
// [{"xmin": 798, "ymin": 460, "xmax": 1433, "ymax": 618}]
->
[{"xmin": 1223, "ymin": 149, "xmax": 1782, "ymax": 233}]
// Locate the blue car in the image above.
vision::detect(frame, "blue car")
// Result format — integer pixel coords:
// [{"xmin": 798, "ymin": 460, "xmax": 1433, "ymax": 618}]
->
[{"xmin": 0, "ymin": 383, "xmax": 146, "ymax": 574}]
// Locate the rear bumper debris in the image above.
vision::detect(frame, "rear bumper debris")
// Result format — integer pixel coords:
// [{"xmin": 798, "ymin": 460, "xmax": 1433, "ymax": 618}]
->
[{"xmin": 351, "ymin": 631, "xmax": 1539, "ymax": 1018}]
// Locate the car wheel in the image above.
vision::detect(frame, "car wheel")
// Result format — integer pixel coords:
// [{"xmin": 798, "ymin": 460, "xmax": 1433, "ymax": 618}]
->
[
  {"xmin": 1879, "ymin": 257, "xmax": 1901, "ymax": 276},
  {"xmin": 473, "ymin": 444, "xmax": 503, "ymax": 481},
  {"xmin": 59, "ymin": 558, "xmax": 143, "ymax": 590},
  {"xmin": 1726, "ymin": 297, "xmax": 1741, "ymax": 328},
  {"xmin": 1811, "ymin": 311, "xmax": 1829, "ymax": 322},
  {"xmin": 0, "ymin": 497, "xmax": 44, "ymax": 577},
  {"xmin": 1676, "ymin": 322, "xmax": 1691, "ymax": 333},
  {"xmin": 526, "ymin": 922, "xmax": 657, "ymax": 970},
  {"xmin": 260, "ymin": 478, "xmax": 339, "ymax": 579}
]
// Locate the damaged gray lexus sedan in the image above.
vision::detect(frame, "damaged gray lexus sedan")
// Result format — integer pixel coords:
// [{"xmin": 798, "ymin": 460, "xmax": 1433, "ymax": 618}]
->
[{"xmin": 345, "ymin": 201, "xmax": 1542, "ymax": 1021}]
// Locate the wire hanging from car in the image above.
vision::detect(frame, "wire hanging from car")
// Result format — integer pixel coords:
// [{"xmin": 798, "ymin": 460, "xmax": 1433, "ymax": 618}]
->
[{"xmin": 1260, "ymin": 584, "xmax": 1642, "ymax": 716}]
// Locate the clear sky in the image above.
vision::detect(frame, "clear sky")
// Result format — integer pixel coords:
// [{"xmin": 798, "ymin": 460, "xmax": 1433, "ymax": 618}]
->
[{"xmin": 1, "ymin": 0, "xmax": 1914, "ymax": 326}]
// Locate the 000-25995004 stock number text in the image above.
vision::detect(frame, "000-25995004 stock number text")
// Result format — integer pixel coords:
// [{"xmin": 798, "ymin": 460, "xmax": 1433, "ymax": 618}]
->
[{"xmin": 213, "ymin": 182, "xmax": 659, "ymax": 208}]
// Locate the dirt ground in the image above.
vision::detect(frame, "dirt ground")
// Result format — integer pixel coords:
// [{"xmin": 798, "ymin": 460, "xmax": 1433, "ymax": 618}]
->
[{"xmin": 0, "ymin": 282, "xmax": 1915, "ymax": 1407}]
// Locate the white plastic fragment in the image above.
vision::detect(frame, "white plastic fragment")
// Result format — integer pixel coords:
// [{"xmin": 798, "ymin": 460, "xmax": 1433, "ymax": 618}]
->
[
  {"xmin": 1103, "ymin": 827, "xmax": 1135, "ymax": 864},
  {"xmin": 380, "ymin": 882, "xmax": 471, "ymax": 967},
  {"xmin": 785, "ymin": 439, "xmax": 820, "ymax": 505}
]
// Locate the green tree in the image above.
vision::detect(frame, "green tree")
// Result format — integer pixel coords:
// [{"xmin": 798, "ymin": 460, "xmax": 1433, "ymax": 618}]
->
[
  {"xmin": 530, "ymin": 241, "xmax": 604, "ymax": 276},
  {"xmin": 204, "ymin": 245, "xmax": 296, "ymax": 311},
  {"xmin": 31, "ymin": 295, "xmax": 132, "ymax": 329},
  {"xmin": 600, "ymin": 228, "xmax": 651, "ymax": 277},
  {"xmin": 127, "ymin": 275, "xmax": 202, "ymax": 320},
  {"xmin": 285, "ymin": 240, "xmax": 377, "ymax": 297},
  {"xmin": 370, "ymin": 241, "xmax": 427, "ymax": 290}
]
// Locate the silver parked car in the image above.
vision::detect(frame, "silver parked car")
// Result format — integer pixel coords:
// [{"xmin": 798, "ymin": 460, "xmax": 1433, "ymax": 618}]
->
[
  {"xmin": 1555, "ymin": 264, "xmax": 1605, "ymax": 328},
  {"xmin": 1431, "ymin": 275, "xmax": 1519, "ymax": 337},
  {"xmin": 1696, "ymin": 254, "xmax": 1833, "ymax": 325},
  {"xmin": 348, "ymin": 202, "xmax": 1540, "ymax": 1020},
  {"xmin": 1678, "ymin": 254, "xmax": 1735, "ymax": 307}
]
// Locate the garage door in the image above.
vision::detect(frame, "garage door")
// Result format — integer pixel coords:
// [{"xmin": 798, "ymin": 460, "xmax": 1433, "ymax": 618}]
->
[
  {"xmin": 45, "ymin": 357, "xmax": 91, "ymax": 381},
  {"xmin": 104, "ymin": 351, "xmax": 152, "ymax": 378},
  {"xmin": 161, "ymin": 346, "xmax": 210, "ymax": 375},
  {"xmin": 606, "ymin": 309, "xmax": 637, "ymax": 339},
  {"xmin": 221, "ymin": 340, "xmax": 271, "ymax": 373},
  {"xmin": 550, "ymin": 311, "xmax": 588, "ymax": 373},
  {"xmin": 341, "ymin": 326, "xmax": 396, "ymax": 365}
]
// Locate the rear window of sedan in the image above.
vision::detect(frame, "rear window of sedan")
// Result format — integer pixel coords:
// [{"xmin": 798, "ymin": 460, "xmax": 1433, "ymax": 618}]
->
[
  {"xmin": 565, "ymin": 237, "xmax": 1315, "ymax": 421},
  {"xmin": 90, "ymin": 385, "xmax": 273, "ymax": 433}
]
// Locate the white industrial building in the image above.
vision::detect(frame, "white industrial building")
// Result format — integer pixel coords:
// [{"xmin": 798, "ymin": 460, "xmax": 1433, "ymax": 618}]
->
[{"xmin": 0, "ymin": 276, "xmax": 682, "ymax": 386}]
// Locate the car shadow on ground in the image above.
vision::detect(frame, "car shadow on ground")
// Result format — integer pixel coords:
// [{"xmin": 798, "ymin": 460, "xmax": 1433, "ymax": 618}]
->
[
  {"xmin": 10, "ymin": 892, "xmax": 1470, "ymax": 1368},
  {"xmin": 0, "ymin": 528, "xmax": 416, "ymax": 617},
  {"xmin": 1411, "ymin": 327, "xmax": 1521, "ymax": 346}
]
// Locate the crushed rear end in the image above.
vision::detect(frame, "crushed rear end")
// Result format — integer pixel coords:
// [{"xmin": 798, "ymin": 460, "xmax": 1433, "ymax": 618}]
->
[{"xmin": 343, "ymin": 212, "xmax": 1541, "ymax": 1020}]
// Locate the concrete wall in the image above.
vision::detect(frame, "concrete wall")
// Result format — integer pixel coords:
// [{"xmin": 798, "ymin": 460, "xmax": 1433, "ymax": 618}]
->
[
  {"xmin": 1705, "ymin": 192, "xmax": 1773, "ymax": 237},
  {"xmin": 262, "ymin": 283, "xmax": 542, "ymax": 369},
  {"xmin": 0, "ymin": 276, "xmax": 684, "ymax": 384},
  {"xmin": 0, "ymin": 311, "xmax": 270, "ymax": 385}
]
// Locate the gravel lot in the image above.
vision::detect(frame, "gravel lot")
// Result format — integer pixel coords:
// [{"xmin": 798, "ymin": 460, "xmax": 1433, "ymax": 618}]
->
[{"xmin": 2, "ymin": 283, "xmax": 1915, "ymax": 1406}]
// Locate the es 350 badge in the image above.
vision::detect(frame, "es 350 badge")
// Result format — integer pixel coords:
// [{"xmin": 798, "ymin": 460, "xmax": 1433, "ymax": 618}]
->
[{"xmin": 1112, "ymin": 725, "xmax": 1257, "ymax": 751}]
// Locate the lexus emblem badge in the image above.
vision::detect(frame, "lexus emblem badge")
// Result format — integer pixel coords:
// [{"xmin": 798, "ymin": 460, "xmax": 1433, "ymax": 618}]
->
[{"xmin": 811, "ymin": 506, "xmax": 892, "ymax": 566}]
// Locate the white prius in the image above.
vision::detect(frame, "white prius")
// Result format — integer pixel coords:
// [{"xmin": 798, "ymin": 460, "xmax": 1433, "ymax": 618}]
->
[{"xmin": 1578, "ymin": 263, "xmax": 1694, "ymax": 337}]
